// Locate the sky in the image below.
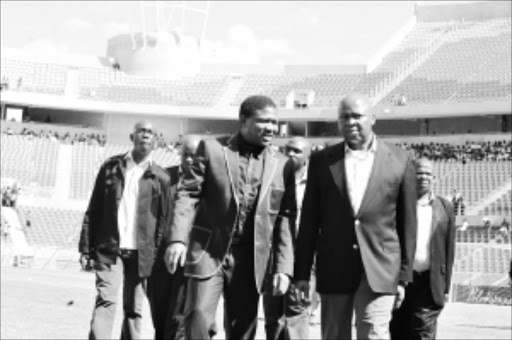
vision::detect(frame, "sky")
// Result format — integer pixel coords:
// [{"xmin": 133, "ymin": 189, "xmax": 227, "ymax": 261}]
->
[{"xmin": 1, "ymin": 1, "xmax": 421, "ymax": 65}]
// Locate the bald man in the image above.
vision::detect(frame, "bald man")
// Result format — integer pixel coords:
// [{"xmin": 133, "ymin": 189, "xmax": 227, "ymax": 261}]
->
[
  {"xmin": 79, "ymin": 120, "xmax": 172, "ymax": 339},
  {"xmin": 180, "ymin": 134, "xmax": 202, "ymax": 173},
  {"xmin": 263, "ymin": 137, "xmax": 315, "ymax": 340},
  {"xmin": 390, "ymin": 158, "xmax": 455, "ymax": 340},
  {"xmin": 294, "ymin": 93, "xmax": 417, "ymax": 339}
]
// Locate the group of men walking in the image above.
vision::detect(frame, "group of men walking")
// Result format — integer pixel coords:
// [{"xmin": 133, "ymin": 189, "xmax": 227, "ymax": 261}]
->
[{"xmin": 79, "ymin": 93, "xmax": 456, "ymax": 340}]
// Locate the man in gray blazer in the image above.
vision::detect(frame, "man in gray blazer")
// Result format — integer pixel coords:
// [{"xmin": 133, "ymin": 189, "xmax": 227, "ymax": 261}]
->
[
  {"xmin": 390, "ymin": 157, "xmax": 456, "ymax": 340},
  {"xmin": 165, "ymin": 95, "xmax": 296, "ymax": 339},
  {"xmin": 294, "ymin": 93, "xmax": 417, "ymax": 339}
]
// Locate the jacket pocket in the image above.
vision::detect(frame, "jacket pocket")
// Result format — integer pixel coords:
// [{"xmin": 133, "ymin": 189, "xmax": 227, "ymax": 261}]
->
[
  {"xmin": 269, "ymin": 187, "xmax": 285, "ymax": 214},
  {"xmin": 186, "ymin": 226, "xmax": 212, "ymax": 265},
  {"xmin": 381, "ymin": 240, "xmax": 400, "ymax": 253}
]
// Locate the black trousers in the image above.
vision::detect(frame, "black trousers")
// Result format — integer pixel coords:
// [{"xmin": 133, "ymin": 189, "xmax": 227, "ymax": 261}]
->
[
  {"xmin": 146, "ymin": 249, "xmax": 187, "ymax": 340},
  {"xmin": 184, "ymin": 244, "xmax": 260, "ymax": 340},
  {"xmin": 390, "ymin": 271, "xmax": 444, "ymax": 340}
]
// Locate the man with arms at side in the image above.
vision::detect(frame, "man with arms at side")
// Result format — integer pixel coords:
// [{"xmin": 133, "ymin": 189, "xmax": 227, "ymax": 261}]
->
[
  {"xmin": 148, "ymin": 134, "xmax": 219, "ymax": 340},
  {"xmin": 390, "ymin": 157, "xmax": 456, "ymax": 340},
  {"xmin": 79, "ymin": 120, "xmax": 172, "ymax": 340},
  {"xmin": 165, "ymin": 95, "xmax": 296, "ymax": 340},
  {"xmin": 294, "ymin": 92, "xmax": 417, "ymax": 339},
  {"xmin": 263, "ymin": 137, "xmax": 315, "ymax": 340}
]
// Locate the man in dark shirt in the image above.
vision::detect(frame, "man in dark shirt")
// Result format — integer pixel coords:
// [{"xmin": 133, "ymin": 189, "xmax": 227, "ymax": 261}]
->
[{"xmin": 165, "ymin": 95, "xmax": 296, "ymax": 339}]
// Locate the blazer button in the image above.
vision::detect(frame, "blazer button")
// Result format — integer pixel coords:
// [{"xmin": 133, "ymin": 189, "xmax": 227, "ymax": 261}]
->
[
  {"xmin": 355, "ymin": 220, "xmax": 360, "ymax": 227},
  {"xmin": 353, "ymin": 244, "xmax": 359, "ymax": 250}
]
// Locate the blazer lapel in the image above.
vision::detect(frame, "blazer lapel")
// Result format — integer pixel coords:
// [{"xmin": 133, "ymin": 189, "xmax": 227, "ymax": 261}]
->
[
  {"xmin": 430, "ymin": 197, "xmax": 442, "ymax": 235},
  {"xmin": 257, "ymin": 147, "xmax": 278, "ymax": 208},
  {"xmin": 357, "ymin": 139, "xmax": 390, "ymax": 218},
  {"xmin": 223, "ymin": 135, "xmax": 240, "ymax": 206},
  {"xmin": 328, "ymin": 142, "xmax": 355, "ymax": 217}
]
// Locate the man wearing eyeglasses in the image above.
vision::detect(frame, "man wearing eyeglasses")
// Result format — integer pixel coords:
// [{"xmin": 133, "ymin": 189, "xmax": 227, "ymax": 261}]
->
[{"xmin": 79, "ymin": 120, "xmax": 172, "ymax": 340}]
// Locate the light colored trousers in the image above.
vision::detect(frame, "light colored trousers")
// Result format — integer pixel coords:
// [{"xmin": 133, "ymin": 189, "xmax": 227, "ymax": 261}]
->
[
  {"xmin": 89, "ymin": 254, "xmax": 147, "ymax": 340},
  {"xmin": 320, "ymin": 274, "xmax": 395, "ymax": 340}
]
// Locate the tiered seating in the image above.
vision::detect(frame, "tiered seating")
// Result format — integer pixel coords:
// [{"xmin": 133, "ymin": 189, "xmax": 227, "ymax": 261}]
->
[
  {"xmin": 456, "ymin": 228, "xmax": 510, "ymax": 244},
  {"xmin": 16, "ymin": 205, "xmax": 83, "ymax": 248},
  {"xmin": 432, "ymin": 160, "xmax": 512, "ymax": 208},
  {"xmin": 383, "ymin": 18, "xmax": 512, "ymax": 104},
  {"xmin": 0, "ymin": 135, "xmax": 59, "ymax": 188},
  {"xmin": 81, "ymin": 73, "xmax": 231, "ymax": 106},
  {"xmin": 0, "ymin": 58, "xmax": 67, "ymax": 95},
  {"xmin": 69, "ymin": 143, "xmax": 104, "ymax": 200},
  {"xmin": 353, "ymin": 21, "xmax": 455, "ymax": 96},
  {"xmin": 480, "ymin": 190, "xmax": 512, "ymax": 216},
  {"xmin": 70, "ymin": 143, "xmax": 181, "ymax": 201},
  {"xmin": 231, "ymin": 73, "xmax": 362, "ymax": 107},
  {"xmin": 454, "ymin": 244, "xmax": 511, "ymax": 274}
]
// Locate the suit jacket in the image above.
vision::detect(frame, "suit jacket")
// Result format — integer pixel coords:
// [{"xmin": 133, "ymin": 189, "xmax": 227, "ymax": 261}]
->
[
  {"xmin": 294, "ymin": 139, "xmax": 417, "ymax": 294},
  {"xmin": 169, "ymin": 134, "xmax": 296, "ymax": 293},
  {"xmin": 428, "ymin": 195, "xmax": 456, "ymax": 306},
  {"xmin": 79, "ymin": 154, "xmax": 172, "ymax": 278}
]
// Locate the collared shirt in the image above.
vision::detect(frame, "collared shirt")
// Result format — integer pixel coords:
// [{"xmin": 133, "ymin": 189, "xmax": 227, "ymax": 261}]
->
[
  {"xmin": 233, "ymin": 134, "xmax": 264, "ymax": 244},
  {"xmin": 117, "ymin": 151, "xmax": 153, "ymax": 250},
  {"xmin": 344, "ymin": 135, "xmax": 377, "ymax": 214},
  {"xmin": 413, "ymin": 191, "xmax": 435, "ymax": 272},
  {"xmin": 295, "ymin": 165, "xmax": 308, "ymax": 235}
]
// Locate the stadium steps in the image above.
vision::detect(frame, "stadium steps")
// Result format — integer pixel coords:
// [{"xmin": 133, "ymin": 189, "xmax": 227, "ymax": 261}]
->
[
  {"xmin": 373, "ymin": 23, "xmax": 454, "ymax": 104},
  {"xmin": 468, "ymin": 179, "xmax": 512, "ymax": 215}
]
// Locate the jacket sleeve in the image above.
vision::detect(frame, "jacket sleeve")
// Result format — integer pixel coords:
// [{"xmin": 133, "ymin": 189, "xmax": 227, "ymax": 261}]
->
[
  {"xmin": 79, "ymin": 163, "xmax": 106, "ymax": 255},
  {"xmin": 294, "ymin": 152, "xmax": 322, "ymax": 282},
  {"xmin": 444, "ymin": 198, "xmax": 456, "ymax": 294},
  {"xmin": 396, "ymin": 154, "xmax": 418, "ymax": 283},
  {"xmin": 168, "ymin": 141, "xmax": 206, "ymax": 245},
  {"xmin": 272, "ymin": 158, "xmax": 296, "ymax": 277},
  {"xmin": 157, "ymin": 172, "xmax": 173, "ymax": 249}
]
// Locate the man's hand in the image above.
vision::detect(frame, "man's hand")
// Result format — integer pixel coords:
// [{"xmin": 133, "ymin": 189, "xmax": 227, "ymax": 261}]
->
[
  {"xmin": 79, "ymin": 253, "xmax": 94, "ymax": 271},
  {"xmin": 272, "ymin": 273, "xmax": 290, "ymax": 296},
  {"xmin": 393, "ymin": 284, "xmax": 406, "ymax": 310},
  {"xmin": 294, "ymin": 280, "xmax": 311, "ymax": 305},
  {"xmin": 164, "ymin": 243, "xmax": 187, "ymax": 274}
]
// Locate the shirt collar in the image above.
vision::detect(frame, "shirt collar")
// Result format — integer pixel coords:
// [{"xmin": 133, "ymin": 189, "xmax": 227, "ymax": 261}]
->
[
  {"xmin": 296, "ymin": 164, "xmax": 308, "ymax": 184},
  {"xmin": 125, "ymin": 151, "xmax": 153, "ymax": 168},
  {"xmin": 345, "ymin": 134, "xmax": 377, "ymax": 155},
  {"xmin": 418, "ymin": 191, "xmax": 435, "ymax": 206}
]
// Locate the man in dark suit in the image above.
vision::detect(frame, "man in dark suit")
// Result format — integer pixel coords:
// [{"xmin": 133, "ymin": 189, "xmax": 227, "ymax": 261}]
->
[
  {"xmin": 148, "ymin": 134, "xmax": 218, "ymax": 340},
  {"xmin": 390, "ymin": 157, "xmax": 456, "ymax": 340},
  {"xmin": 79, "ymin": 120, "xmax": 172, "ymax": 340},
  {"xmin": 294, "ymin": 93, "xmax": 417, "ymax": 339},
  {"xmin": 165, "ymin": 95, "xmax": 296, "ymax": 340},
  {"xmin": 263, "ymin": 137, "xmax": 313, "ymax": 340}
]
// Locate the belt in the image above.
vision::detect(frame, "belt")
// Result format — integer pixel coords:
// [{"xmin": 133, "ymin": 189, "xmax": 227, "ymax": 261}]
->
[
  {"xmin": 413, "ymin": 270, "xmax": 430, "ymax": 280},
  {"xmin": 118, "ymin": 249, "xmax": 138, "ymax": 258}
]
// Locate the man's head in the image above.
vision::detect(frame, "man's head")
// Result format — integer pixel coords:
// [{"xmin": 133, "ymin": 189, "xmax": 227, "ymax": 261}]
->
[
  {"xmin": 338, "ymin": 93, "xmax": 375, "ymax": 150},
  {"xmin": 414, "ymin": 157, "xmax": 434, "ymax": 198},
  {"xmin": 181, "ymin": 134, "xmax": 202, "ymax": 169},
  {"xmin": 130, "ymin": 120, "xmax": 156, "ymax": 159},
  {"xmin": 285, "ymin": 137, "xmax": 312, "ymax": 172},
  {"xmin": 239, "ymin": 95, "xmax": 278, "ymax": 147}
]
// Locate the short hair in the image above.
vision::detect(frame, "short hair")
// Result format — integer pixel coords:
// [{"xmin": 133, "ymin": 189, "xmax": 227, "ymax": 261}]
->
[
  {"xmin": 413, "ymin": 156, "xmax": 433, "ymax": 168},
  {"xmin": 239, "ymin": 95, "xmax": 276, "ymax": 119}
]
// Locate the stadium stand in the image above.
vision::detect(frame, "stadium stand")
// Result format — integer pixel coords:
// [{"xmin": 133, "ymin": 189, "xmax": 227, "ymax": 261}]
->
[
  {"xmin": 16, "ymin": 205, "xmax": 83, "ymax": 248},
  {"xmin": 383, "ymin": 18, "xmax": 512, "ymax": 105}
]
